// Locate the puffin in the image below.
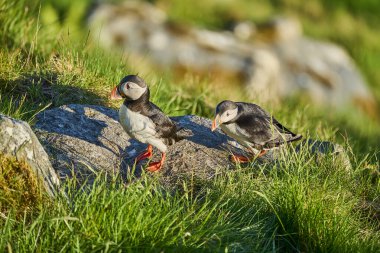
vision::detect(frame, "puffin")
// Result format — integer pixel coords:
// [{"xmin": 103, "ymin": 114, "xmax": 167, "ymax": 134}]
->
[
  {"xmin": 211, "ymin": 100, "xmax": 302, "ymax": 163},
  {"xmin": 110, "ymin": 75, "xmax": 190, "ymax": 172}
]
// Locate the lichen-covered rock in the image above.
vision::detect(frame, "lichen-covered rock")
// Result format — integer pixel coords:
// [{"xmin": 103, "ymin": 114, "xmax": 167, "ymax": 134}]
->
[
  {"xmin": 33, "ymin": 104, "xmax": 351, "ymax": 188},
  {"xmin": 34, "ymin": 105, "xmax": 129, "ymax": 180},
  {"xmin": 0, "ymin": 114, "xmax": 60, "ymax": 196},
  {"xmin": 33, "ymin": 104, "xmax": 274, "ymax": 185}
]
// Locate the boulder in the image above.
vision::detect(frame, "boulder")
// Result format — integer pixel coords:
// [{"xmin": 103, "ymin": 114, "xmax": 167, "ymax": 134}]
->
[
  {"xmin": 296, "ymin": 139, "xmax": 352, "ymax": 171},
  {"xmin": 33, "ymin": 104, "xmax": 351, "ymax": 188},
  {"xmin": 0, "ymin": 114, "xmax": 60, "ymax": 196},
  {"xmin": 33, "ymin": 104, "xmax": 275, "ymax": 185},
  {"xmin": 34, "ymin": 105, "xmax": 130, "ymax": 180}
]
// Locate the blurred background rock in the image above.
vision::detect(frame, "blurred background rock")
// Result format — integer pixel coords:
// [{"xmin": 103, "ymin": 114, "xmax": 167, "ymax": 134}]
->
[
  {"xmin": 88, "ymin": 1, "xmax": 377, "ymax": 118},
  {"xmin": 33, "ymin": 0, "xmax": 380, "ymax": 117}
]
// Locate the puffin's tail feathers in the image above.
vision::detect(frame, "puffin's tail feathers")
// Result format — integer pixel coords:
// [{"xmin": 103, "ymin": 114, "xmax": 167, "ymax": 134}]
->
[
  {"xmin": 265, "ymin": 133, "xmax": 302, "ymax": 148},
  {"xmin": 288, "ymin": 134, "xmax": 303, "ymax": 143}
]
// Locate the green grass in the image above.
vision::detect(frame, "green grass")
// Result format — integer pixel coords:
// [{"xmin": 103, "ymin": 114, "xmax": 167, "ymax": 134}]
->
[
  {"xmin": 1, "ymin": 146, "xmax": 379, "ymax": 252},
  {"xmin": 1, "ymin": 0, "xmax": 380, "ymax": 252}
]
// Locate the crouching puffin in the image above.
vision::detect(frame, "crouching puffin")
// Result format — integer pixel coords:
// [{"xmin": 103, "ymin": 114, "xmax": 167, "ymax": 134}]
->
[
  {"xmin": 211, "ymin": 100, "xmax": 302, "ymax": 163},
  {"xmin": 110, "ymin": 75, "xmax": 191, "ymax": 172}
]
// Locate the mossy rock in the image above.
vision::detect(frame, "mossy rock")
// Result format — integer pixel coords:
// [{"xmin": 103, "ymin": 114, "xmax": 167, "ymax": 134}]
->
[{"xmin": 0, "ymin": 154, "xmax": 48, "ymax": 217}]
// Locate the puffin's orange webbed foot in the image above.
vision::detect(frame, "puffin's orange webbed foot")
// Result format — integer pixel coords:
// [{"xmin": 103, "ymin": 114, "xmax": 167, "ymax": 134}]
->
[
  {"xmin": 257, "ymin": 150, "xmax": 267, "ymax": 158},
  {"xmin": 146, "ymin": 161, "xmax": 163, "ymax": 172},
  {"xmin": 146, "ymin": 153, "xmax": 166, "ymax": 172},
  {"xmin": 229, "ymin": 150, "xmax": 268, "ymax": 164},
  {"xmin": 135, "ymin": 145, "xmax": 153, "ymax": 162},
  {"xmin": 229, "ymin": 154, "xmax": 251, "ymax": 163}
]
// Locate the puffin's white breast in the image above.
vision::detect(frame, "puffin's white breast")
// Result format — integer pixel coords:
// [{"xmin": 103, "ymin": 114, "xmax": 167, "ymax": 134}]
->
[{"xmin": 119, "ymin": 104, "xmax": 167, "ymax": 152}]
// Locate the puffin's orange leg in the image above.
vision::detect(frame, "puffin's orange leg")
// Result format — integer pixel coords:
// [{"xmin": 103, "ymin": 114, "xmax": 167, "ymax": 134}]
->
[
  {"xmin": 135, "ymin": 145, "xmax": 153, "ymax": 162},
  {"xmin": 146, "ymin": 153, "xmax": 166, "ymax": 172},
  {"xmin": 229, "ymin": 150, "xmax": 268, "ymax": 164},
  {"xmin": 257, "ymin": 150, "xmax": 267, "ymax": 157}
]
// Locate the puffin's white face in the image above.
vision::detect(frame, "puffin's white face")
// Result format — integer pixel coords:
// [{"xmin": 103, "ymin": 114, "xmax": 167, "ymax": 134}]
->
[
  {"xmin": 120, "ymin": 81, "xmax": 147, "ymax": 100},
  {"xmin": 211, "ymin": 106, "xmax": 238, "ymax": 131},
  {"xmin": 219, "ymin": 107, "xmax": 238, "ymax": 124}
]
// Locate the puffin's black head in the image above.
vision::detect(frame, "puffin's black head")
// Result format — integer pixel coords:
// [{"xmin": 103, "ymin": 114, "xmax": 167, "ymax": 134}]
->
[
  {"xmin": 110, "ymin": 75, "xmax": 148, "ymax": 101},
  {"xmin": 211, "ymin": 100, "xmax": 239, "ymax": 131}
]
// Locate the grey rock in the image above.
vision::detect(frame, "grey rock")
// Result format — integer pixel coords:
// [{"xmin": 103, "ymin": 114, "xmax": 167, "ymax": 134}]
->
[
  {"xmin": 33, "ymin": 104, "xmax": 274, "ymax": 185},
  {"xmin": 33, "ymin": 104, "xmax": 351, "ymax": 188},
  {"xmin": 34, "ymin": 105, "xmax": 129, "ymax": 180},
  {"xmin": 0, "ymin": 114, "xmax": 60, "ymax": 196},
  {"xmin": 296, "ymin": 139, "xmax": 352, "ymax": 171}
]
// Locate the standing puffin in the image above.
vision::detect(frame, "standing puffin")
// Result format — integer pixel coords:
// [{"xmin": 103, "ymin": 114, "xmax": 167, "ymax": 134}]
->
[
  {"xmin": 211, "ymin": 100, "xmax": 302, "ymax": 163},
  {"xmin": 110, "ymin": 75, "xmax": 190, "ymax": 172}
]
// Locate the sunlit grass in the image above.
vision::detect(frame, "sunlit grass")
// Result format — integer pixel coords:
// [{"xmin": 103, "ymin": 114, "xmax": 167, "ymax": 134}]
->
[
  {"xmin": 1, "ymin": 143, "xmax": 379, "ymax": 252},
  {"xmin": 0, "ymin": 94, "xmax": 49, "ymax": 124}
]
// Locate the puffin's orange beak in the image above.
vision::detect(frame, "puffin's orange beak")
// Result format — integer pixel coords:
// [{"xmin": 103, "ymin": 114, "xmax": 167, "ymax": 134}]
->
[
  {"xmin": 211, "ymin": 115, "xmax": 221, "ymax": 132},
  {"xmin": 110, "ymin": 86, "xmax": 122, "ymax": 100}
]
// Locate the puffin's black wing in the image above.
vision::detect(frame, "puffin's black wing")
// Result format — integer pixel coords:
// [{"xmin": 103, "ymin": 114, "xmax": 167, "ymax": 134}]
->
[
  {"xmin": 236, "ymin": 103, "xmax": 301, "ymax": 148},
  {"xmin": 147, "ymin": 103, "xmax": 192, "ymax": 144},
  {"xmin": 146, "ymin": 103, "xmax": 177, "ymax": 139}
]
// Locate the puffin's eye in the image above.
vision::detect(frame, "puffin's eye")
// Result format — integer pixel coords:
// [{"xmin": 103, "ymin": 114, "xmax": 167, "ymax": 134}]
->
[
  {"xmin": 226, "ymin": 113, "xmax": 230, "ymax": 117},
  {"xmin": 125, "ymin": 83, "xmax": 130, "ymax": 89}
]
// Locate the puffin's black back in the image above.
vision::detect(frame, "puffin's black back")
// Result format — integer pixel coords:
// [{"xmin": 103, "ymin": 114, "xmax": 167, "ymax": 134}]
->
[
  {"xmin": 235, "ymin": 102, "xmax": 302, "ymax": 148},
  {"xmin": 124, "ymin": 87, "xmax": 191, "ymax": 145}
]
